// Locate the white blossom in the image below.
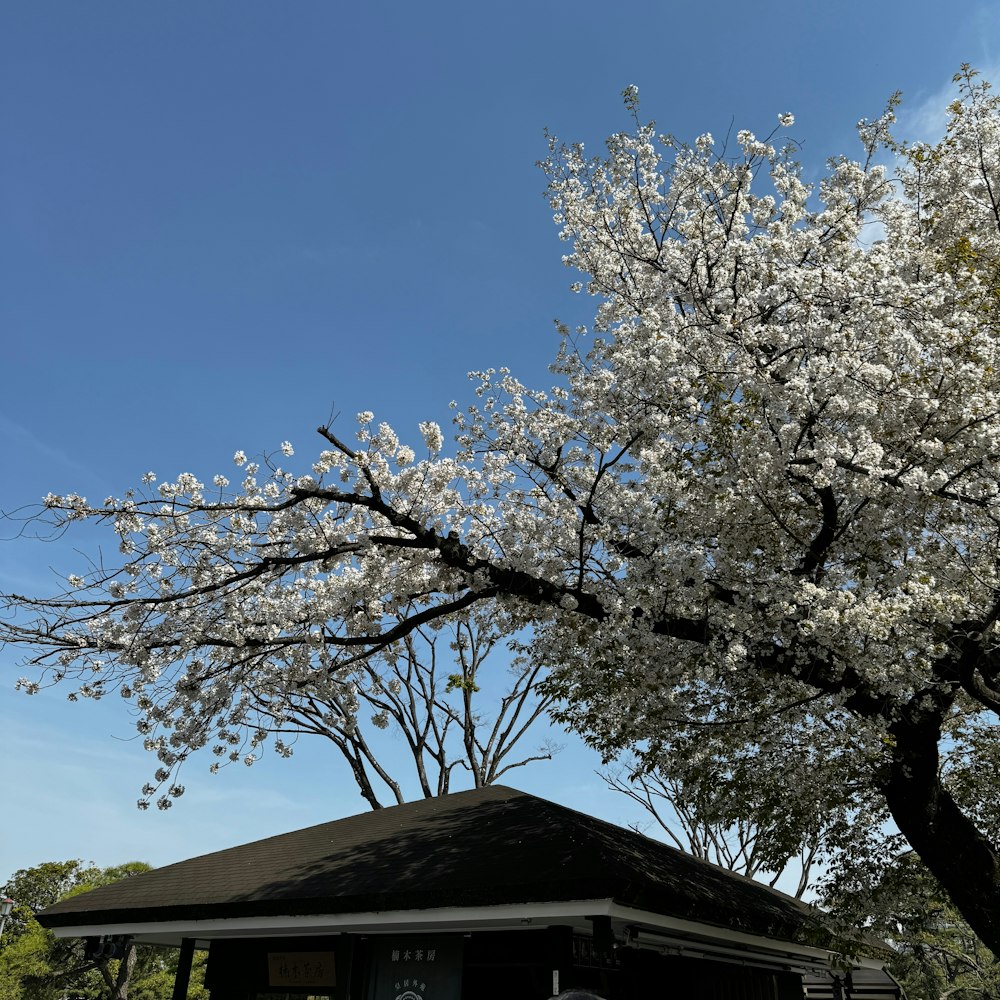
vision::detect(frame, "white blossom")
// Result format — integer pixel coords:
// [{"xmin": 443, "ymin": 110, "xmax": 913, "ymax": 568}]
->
[
  {"xmin": 419, "ymin": 421, "xmax": 444, "ymax": 454},
  {"xmin": 8, "ymin": 70, "xmax": 1000, "ymax": 947}
]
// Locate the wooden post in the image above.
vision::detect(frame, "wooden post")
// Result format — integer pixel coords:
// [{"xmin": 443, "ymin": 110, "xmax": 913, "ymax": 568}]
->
[
  {"xmin": 546, "ymin": 925, "xmax": 572, "ymax": 998},
  {"xmin": 172, "ymin": 937, "xmax": 196, "ymax": 1000}
]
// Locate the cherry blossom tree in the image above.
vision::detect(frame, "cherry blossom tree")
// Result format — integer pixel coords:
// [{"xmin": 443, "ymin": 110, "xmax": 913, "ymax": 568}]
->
[{"xmin": 5, "ymin": 67, "xmax": 1000, "ymax": 949}]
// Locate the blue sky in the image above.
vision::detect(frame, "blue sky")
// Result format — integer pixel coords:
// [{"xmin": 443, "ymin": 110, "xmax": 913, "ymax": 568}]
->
[{"xmin": 1, "ymin": 1, "xmax": 997, "ymax": 880}]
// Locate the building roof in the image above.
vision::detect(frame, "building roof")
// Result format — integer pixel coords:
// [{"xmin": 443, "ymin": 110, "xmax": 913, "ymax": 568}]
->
[{"xmin": 39, "ymin": 786, "xmax": 828, "ymax": 946}]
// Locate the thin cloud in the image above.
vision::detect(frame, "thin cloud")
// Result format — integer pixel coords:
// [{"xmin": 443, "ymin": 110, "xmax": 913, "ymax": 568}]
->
[
  {"xmin": 898, "ymin": 59, "xmax": 1000, "ymax": 144},
  {"xmin": 0, "ymin": 411, "xmax": 99, "ymax": 485}
]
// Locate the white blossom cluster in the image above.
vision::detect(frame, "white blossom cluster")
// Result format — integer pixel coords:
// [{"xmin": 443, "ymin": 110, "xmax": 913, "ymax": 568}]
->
[{"xmin": 6, "ymin": 71, "xmax": 1000, "ymax": 870}]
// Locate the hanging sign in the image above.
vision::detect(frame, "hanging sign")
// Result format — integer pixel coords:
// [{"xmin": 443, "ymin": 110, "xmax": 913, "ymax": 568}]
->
[
  {"xmin": 365, "ymin": 934, "xmax": 462, "ymax": 1000},
  {"xmin": 267, "ymin": 951, "xmax": 337, "ymax": 988}
]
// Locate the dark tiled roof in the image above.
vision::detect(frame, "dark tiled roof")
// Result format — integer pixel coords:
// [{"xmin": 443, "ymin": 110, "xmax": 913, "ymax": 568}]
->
[{"xmin": 38, "ymin": 786, "xmax": 821, "ymax": 943}]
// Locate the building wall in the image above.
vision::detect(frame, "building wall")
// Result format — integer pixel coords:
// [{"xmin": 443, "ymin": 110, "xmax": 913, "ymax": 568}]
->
[{"xmin": 204, "ymin": 929, "xmax": 805, "ymax": 1000}]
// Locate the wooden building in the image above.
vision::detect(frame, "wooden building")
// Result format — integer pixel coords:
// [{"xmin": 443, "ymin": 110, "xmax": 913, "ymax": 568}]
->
[{"xmin": 38, "ymin": 786, "xmax": 902, "ymax": 1000}]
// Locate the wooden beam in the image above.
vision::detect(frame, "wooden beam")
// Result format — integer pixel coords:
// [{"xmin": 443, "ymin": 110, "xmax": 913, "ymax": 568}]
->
[{"xmin": 171, "ymin": 937, "xmax": 196, "ymax": 1000}]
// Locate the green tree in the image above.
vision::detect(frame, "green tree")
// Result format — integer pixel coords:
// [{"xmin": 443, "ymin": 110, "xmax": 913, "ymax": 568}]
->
[
  {"xmin": 831, "ymin": 852, "xmax": 1000, "ymax": 1000},
  {"xmin": 1, "ymin": 862, "xmax": 104, "ymax": 944},
  {"xmin": 128, "ymin": 949, "xmax": 208, "ymax": 1000},
  {"xmin": 0, "ymin": 923, "xmax": 55, "ymax": 1000},
  {"xmin": 0, "ymin": 861, "xmax": 206, "ymax": 1000}
]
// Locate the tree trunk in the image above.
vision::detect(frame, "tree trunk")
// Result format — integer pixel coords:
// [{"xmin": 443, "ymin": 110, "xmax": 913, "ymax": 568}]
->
[
  {"xmin": 880, "ymin": 716, "xmax": 1000, "ymax": 953},
  {"xmin": 112, "ymin": 942, "xmax": 138, "ymax": 1000}
]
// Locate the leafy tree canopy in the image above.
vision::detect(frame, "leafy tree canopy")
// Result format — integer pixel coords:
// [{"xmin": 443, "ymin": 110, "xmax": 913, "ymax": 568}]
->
[
  {"xmin": 0, "ymin": 861, "xmax": 206, "ymax": 1000},
  {"xmin": 1, "ymin": 862, "xmax": 149, "ymax": 1000},
  {"xmin": 841, "ymin": 852, "xmax": 1000, "ymax": 1000}
]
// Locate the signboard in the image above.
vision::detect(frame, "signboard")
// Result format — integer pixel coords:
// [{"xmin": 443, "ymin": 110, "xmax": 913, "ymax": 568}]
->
[
  {"xmin": 365, "ymin": 935, "xmax": 462, "ymax": 1000},
  {"xmin": 267, "ymin": 952, "xmax": 337, "ymax": 988}
]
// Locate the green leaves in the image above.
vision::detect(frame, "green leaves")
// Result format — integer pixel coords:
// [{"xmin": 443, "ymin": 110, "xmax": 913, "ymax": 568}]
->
[{"xmin": 0, "ymin": 861, "xmax": 167, "ymax": 1000}]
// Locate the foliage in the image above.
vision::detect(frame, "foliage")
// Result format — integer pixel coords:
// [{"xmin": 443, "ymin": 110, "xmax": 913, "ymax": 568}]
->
[
  {"xmin": 128, "ymin": 949, "xmax": 208, "ymax": 1000},
  {"xmin": 1, "ymin": 862, "xmax": 106, "ymax": 943},
  {"xmin": 602, "ymin": 726, "xmax": 898, "ymax": 901},
  {"xmin": 0, "ymin": 861, "xmax": 206, "ymax": 1000},
  {"xmin": 601, "ymin": 687, "xmax": 914, "ymax": 904},
  {"xmin": 0, "ymin": 922, "xmax": 56, "ymax": 1000},
  {"xmin": 605, "ymin": 765, "xmax": 822, "ymax": 897},
  {"xmin": 5, "ymin": 68, "xmax": 1000, "ymax": 950},
  {"xmin": 836, "ymin": 852, "xmax": 1000, "ymax": 1000}
]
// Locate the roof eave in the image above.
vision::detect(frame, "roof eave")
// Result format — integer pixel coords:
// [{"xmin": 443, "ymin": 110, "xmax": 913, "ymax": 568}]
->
[{"xmin": 44, "ymin": 896, "xmax": 873, "ymax": 979}]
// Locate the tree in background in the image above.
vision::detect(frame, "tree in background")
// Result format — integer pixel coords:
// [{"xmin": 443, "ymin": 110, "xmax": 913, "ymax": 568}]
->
[
  {"xmin": 1, "ymin": 861, "xmax": 146, "ymax": 1000},
  {"xmin": 1, "ymin": 863, "xmax": 100, "ymax": 942},
  {"xmin": 829, "ymin": 851, "xmax": 1000, "ymax": 1000},
  {"xmin": 601, "ymin": 742, "xmax": 885, "ymax": 902},
  {"xmin": 247, "ymin": 605, "xmax": 556, "ymax": 810},
  {"xmin": 600, "ymin": 684, "xmax": 904, "ymax": 901},
  {"xmin": 0, "ymin": 862, "xmax": 207, "ymax": 1000},
  {"xmin": 6, "ymin": 68, "xmax": 1000, "ymax": 950},
  {"xmin": 605, "ymin": 765, "xmax": 824, "ymax": 898}
]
